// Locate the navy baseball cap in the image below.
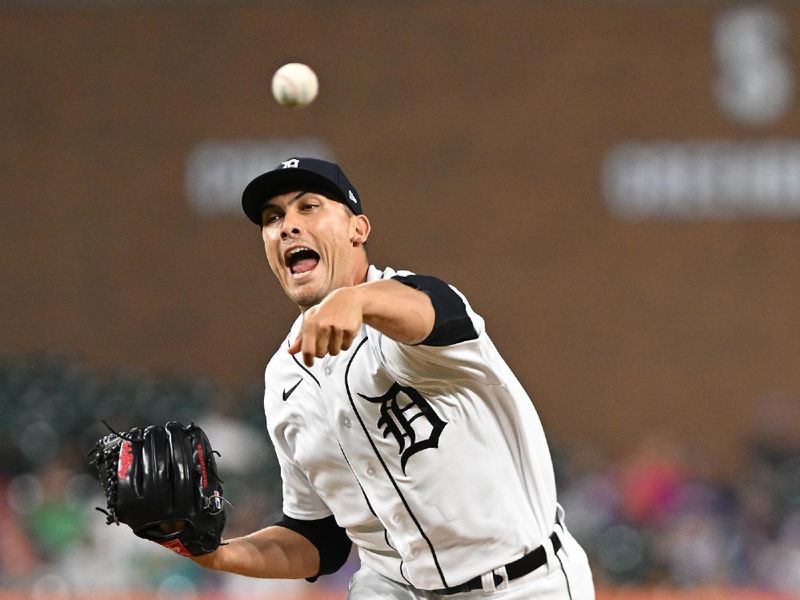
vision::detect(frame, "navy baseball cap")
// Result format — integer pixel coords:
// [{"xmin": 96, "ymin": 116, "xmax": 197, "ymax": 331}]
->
[{"xmin": 241, "ymin": 157, "xmax": 363, "ymax": 225}]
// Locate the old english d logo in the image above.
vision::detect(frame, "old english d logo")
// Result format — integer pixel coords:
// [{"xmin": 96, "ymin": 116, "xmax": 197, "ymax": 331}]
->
[{"xmin": 359, "ymin": 383, "xmax": 446, "ymax": 473}]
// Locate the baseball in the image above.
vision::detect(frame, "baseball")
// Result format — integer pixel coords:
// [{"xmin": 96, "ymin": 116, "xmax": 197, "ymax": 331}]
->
[{"xmin": 271, "ymin": 63, "xmax": 319, "ymax": 108}]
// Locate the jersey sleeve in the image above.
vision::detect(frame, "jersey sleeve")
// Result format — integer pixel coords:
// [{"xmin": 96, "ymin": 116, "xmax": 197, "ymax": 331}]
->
[
  {"xmin": 374, "ymin": 275, "xmax": 498, "ymax": 385},
  {"xmin": 391, "ymin": 274, "xmax": 479, "ymax": 346},
  {"xmin": 275, "ymin": 449, "xmax": 332, "ymax": 520},
  {"xmin": 264, "ymin": 387, "xmax": 333, "ymax": 521},
  {"xmin": 274, "ymin": 514, "xmax": 352, "ymax": 580}
]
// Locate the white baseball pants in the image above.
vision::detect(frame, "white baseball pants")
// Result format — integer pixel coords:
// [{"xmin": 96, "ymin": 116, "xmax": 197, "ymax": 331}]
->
[{"xmin": 347, "ymin": 523, "xmax": 595, "ymax": 600}]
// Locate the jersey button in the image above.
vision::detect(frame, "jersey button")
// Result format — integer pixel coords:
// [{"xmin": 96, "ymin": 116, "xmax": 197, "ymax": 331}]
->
[
  {"xmin": 392, "ymin": 513, "xmax": 402, "ymax": 523},
  {"xmin": 365, "ymin": 465, "xmax": 376, "ymax": 477},
  {"xmin": 342, "ymin": 417, "xmax": 351, "ymax": 428},
  {"xmin": 323, "ymin": 366, "xmax": 333, "ymax": 376},
  {"xmin": 410, "ymin": 547, "xmax": 420, "ymax": 558}
]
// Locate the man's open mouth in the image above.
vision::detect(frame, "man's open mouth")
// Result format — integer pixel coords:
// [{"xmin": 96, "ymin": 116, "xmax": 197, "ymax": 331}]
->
[{"xmin": 286, "ymin": 247, "xmax": 320, "ymax": 276}]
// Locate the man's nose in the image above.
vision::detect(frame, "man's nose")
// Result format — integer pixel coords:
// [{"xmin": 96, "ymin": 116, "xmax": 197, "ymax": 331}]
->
[
  {"xmin": 280, "ymin": 213, "xmax": 302, "ymax": 239},
  {"xmin": 280, "ymin": 226, "xmax": 301, "ymax": 239}
]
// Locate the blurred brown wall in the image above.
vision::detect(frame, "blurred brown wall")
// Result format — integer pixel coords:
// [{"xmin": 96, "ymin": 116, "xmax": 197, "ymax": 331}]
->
[{"xmin": 2, "ymin": 2, "xmax": 799, "ymax": 469}]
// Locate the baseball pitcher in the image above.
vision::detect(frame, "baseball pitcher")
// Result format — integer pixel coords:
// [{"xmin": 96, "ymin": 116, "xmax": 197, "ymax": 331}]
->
[{"xmin": 94, "ymin": 157, "xmax": 595, "ymax": 600}]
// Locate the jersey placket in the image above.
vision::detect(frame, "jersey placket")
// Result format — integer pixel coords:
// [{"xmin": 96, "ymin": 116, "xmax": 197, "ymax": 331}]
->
[{"xmin": 331, "ymin": 334, "xmax": 451, "ymax": 589}]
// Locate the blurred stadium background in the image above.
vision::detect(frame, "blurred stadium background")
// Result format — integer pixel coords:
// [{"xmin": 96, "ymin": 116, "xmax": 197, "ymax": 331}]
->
[{"xmin": 2, "ymin": 1, "xmax": 800, "ymax": 599}]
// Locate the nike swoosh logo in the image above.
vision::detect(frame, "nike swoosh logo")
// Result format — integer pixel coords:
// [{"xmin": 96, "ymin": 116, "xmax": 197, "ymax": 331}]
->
[{"xmin": 282, "ymin": 379, "xmax": 302, "ymax": 401}]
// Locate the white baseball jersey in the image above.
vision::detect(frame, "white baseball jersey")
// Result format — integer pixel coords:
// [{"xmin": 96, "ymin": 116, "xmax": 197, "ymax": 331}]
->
[{"xmin": 263, "ymin": 265, "xmax": 559, "ymax": 591}]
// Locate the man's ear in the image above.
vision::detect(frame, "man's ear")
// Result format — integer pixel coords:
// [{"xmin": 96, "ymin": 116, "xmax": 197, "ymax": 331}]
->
[{"xmin": 351, "ymin": 214, "xmax": 371, "ymax": 246}]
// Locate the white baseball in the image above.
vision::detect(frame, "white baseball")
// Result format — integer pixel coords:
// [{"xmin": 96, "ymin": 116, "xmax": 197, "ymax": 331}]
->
[{"xmin": 271, "ymin": 63, "xmax": 319, "ymax": 108}]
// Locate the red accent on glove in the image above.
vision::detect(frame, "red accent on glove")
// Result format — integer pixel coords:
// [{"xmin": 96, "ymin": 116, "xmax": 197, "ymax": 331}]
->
[
  {"xmin": 118, "ymin": 441, "xmax": 133, "ymax": 480},
  {"xmin": 197, "ymin": 443, "xmax": 208, "ymax": 487},
  {"xmin": 160, "ymin": 539, "xmax": 192, "ymax": 557}
]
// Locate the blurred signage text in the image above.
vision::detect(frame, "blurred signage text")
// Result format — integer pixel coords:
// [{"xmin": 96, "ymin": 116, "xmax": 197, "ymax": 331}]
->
[
  {"xmin": 603, "ymin": 140, "xmax": 800, "ymax": 219},
  {"xmin": 185, "ymin": 138, "xmax": 335, "ymax": 216}
]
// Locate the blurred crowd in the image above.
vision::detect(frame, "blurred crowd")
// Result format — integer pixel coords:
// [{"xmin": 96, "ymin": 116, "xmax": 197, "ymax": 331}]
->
[{"xmin": 1, "ymin": 353, "xmax": 799, "ymax": 597}]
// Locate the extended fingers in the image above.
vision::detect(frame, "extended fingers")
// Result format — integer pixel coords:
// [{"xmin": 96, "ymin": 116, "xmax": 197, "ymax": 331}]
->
[
  {"xmin": 288, "ymin": 332, "xmax": 317, "ymax": 367},
  {"xmin": 290, "ymin": 324, "xmax": 335, "ymax": 367},
  {"xmin": 287, "ymin": 303, "xmax": 362, "ymax": 365},
  {"xmin": 300, "ymin": 329, "xmax": 320, "ymax": 367},
  {"xmin": 314, "ymin": 327, "xmax": 331, "ymax": 361},
  {"xmin": 341, "ymin": 330, "xmax": 355, "ymax": 352},
  {"xmin": 328, "ymin": 328, "xmax": 345, "ymax": 356}
]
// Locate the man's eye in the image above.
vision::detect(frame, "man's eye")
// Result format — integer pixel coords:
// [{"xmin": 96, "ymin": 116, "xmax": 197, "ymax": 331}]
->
[{"xmin": 264, "ymin": 214, "xmax": 281, "ymax": 224}]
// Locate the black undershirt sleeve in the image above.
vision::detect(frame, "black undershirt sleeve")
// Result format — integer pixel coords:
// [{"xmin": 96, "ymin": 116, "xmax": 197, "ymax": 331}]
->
[
  {"xmin": 274, "ymin": 514, "xmax": 352, "ymax": 582},
  {"xmin": 392, "ymin": 274, "xmax": 478, "ymax": 346}
]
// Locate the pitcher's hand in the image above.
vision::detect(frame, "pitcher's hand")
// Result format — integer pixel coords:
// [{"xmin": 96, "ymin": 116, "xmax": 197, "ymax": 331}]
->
[{"xmin": 288, "ymin": 288, "xmax": 363, "ymax": 367}]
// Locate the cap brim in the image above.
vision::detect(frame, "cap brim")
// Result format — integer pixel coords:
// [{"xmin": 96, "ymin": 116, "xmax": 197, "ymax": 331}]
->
[{"xmin": 242, "ymin": 168, "xmax": 348, "ymax": 225}]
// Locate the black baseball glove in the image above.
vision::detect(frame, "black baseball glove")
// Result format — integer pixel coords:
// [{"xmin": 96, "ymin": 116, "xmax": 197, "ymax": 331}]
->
[{"xmin": 89, "ymin": 421, "xmax": 226, "ymax": 556}]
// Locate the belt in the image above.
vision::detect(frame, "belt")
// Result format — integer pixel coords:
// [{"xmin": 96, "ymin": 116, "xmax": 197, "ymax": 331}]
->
[{"xmin": 432, "ymin": 531, "xmax": 561, "ymax": 596}]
